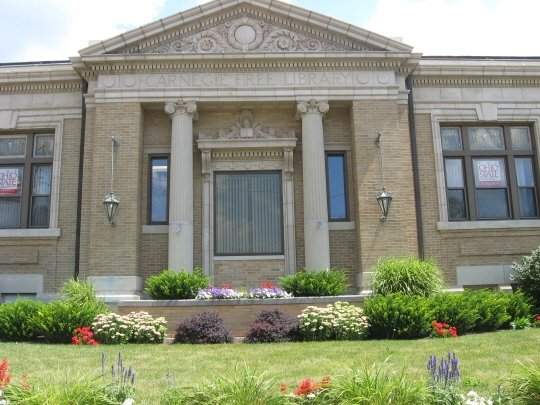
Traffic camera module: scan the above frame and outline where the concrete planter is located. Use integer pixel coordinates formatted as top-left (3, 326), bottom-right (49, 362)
top-left (117, 295), bottom-right (368, 337)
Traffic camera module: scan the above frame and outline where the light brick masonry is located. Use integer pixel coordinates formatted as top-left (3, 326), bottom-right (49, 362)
top-left (1, 0), bottom-right (539, 300)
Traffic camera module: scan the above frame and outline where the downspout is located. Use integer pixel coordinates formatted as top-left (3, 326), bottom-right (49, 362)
top-left (74, 77), bottom-right (88, 280)
top-left (405, 75), bottom-right (425, 259)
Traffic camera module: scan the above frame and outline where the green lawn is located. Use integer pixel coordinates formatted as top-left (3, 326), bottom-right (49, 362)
top-left (2, 328), bottom-right (540, 404)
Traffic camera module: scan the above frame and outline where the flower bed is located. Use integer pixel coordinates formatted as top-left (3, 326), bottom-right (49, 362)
top-left (117, 295), bottom-right (366, 337)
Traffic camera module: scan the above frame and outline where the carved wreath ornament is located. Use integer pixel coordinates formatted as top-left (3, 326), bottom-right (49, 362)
top-left (148, 16), bottom-right (352, 54)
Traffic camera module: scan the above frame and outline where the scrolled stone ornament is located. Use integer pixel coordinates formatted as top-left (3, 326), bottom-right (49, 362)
top-left (296, 99), bottom-right (329, 116)
top-left (164, 101), bottom-right (198, 119)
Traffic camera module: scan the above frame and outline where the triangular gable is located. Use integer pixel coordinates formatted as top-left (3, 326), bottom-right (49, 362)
top-left (78, 0), bottom-right (412, 57)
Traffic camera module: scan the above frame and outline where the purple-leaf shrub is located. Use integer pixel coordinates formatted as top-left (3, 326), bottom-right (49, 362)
top-left (174, 311), bottom-right (234, 344)
top-left (243, 309), bottom-right (299, 343)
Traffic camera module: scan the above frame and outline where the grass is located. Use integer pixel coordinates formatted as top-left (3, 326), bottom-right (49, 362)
top-left (2, 329), bottom-right (539, 404)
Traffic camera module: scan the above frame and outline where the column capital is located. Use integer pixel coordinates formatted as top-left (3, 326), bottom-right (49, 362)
top-left (165, 100), bottom-right (198, 120)
top-left (296, 99), bottom-right (329, 119)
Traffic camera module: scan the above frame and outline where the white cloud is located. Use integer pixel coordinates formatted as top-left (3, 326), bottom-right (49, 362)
top-left (363, 0), bottom-right (540, 55)
top-left (1, 0), bottom-right (167, 62)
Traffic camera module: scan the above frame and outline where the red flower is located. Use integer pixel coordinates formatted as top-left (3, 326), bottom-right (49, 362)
top-left (432, 320), bottom-right (458, 338)
top-left (71, 326), bottom-right (99, 346)
top-left (535, 315), bottom-right (540, 321)
top-left (294, 379), bottom-right (313, 396)
top-left (261, 280), bottom-right (277, 289)
top-left (0, 357), bottom-right (12, 388)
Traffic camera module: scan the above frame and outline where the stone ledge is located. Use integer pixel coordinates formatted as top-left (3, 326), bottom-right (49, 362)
top-left (118, 294), bottom-right (368, 307)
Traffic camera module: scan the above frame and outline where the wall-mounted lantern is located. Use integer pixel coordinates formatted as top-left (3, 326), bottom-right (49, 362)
top-left (102, 137), bottom-right (119, 226)
top-left (375, 132), bottom-right (393, 223)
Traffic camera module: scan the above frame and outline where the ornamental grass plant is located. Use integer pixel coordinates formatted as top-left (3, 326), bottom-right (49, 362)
top-left (144, 268), bottom-right (210, 300)
top-left (279, 268), bottom-right (349, 297)
top-left (371, 257), bottom-right (444, 297)
top-left (160, 367), bottom-right (286, 405)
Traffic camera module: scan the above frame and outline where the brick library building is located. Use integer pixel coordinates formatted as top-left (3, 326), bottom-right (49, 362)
top-left (1, 0), bottom-right (539, 301)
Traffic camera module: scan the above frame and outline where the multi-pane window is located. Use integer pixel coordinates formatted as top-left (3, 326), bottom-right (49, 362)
top-left (326, 153), bottom-right (348, 221)
top-left (214, 172), bottom-right (283, 255)
top-left (441, 125), bottom-right (538, 221)
top-left (148, 156), bottom-right (169, 224)
top-left (0, 133), bottom-right (54, 228)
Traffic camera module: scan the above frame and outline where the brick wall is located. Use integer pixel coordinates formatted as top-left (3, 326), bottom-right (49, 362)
top-left (86, 102), bottom-right (143, 277)
top-left (350, 100), bottom-right (419, 285)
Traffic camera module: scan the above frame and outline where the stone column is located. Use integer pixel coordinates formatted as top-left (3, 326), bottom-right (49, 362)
top-left (297, 100), bottom-right (330, 270)
top-left (165, 100), bottom-right (198, 272)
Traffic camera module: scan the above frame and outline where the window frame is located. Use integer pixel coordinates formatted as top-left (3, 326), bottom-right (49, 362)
top-left (325, 152), bottom-right (349, 222)
top-left (441, 124), bottom-right (539, 221)
top-left (213, 170), bottom-right (284, 256)
top-left (0, 133), bottom-right (54, 229)
top-left (147, 154), bottom-right (170, 225)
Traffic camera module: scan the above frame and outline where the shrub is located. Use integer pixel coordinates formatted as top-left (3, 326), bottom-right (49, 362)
top-left (298, 301), bottom-right (368, 341)
top-left (511, 246), bottom-right (540, 310)
top-left (244, 309), bottom-right (299, 343)
top-left (144, 268), bottom-right (210, 300)
top-left (509, 363), bottom-right (540, 405)
top-left (278, 268), bottom-right (349, 297)
top-left (501, 291), bottom-right (533, 328)
top-left (36, 300), bottom-right (102, 343)
top-left (371, 257), bottom-right (445, 297)
top-left (92, 312), bottom-right (167, 344)
top-left (364, 293), bottom-right (434, 339)
top-left (0, 299), bottom-right (44, 342)
top-left (430, 293), bottom-right (479, 335)
top-left (34, 279), bottom-right (110, 344)
top-left (174, 312), bottom-right (234, 344)
top-left (463, 290), bottom-right (511, 332)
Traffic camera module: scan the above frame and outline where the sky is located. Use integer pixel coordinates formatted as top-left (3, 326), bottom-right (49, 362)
top-left (1, 0), bottom-right (539, 63)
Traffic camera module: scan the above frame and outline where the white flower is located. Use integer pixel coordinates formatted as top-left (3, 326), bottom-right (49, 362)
top-left (122, 399), bottom-right (134, 405)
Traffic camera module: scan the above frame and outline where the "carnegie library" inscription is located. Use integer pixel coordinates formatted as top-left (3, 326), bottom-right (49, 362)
top-left (99, 71), bottom-right (394, 89)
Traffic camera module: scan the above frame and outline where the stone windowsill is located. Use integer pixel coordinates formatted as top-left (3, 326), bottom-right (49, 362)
top-left (437, 220), bottom-right (540, 232)
top-left (214, 255), bottom-right (285, 261)
top-left (0, 228), bottom-right (61, 238)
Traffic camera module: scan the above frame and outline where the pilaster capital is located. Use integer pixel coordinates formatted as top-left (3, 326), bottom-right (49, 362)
top-left (165, 100), bottom-right (199, 120)
top-left (296, 99), bottom-right (329, 119)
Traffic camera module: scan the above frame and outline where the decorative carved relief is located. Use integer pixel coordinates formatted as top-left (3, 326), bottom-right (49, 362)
top-left (146, 16), bottom-right (356, 54)
top-left (199, 109), bottom-right (295, 140)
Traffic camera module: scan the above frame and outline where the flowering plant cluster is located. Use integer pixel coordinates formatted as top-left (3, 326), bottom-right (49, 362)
top-left (461, 390), bottom-right (494, 405)
top-left (281, 375), bottom-right (331, 399)
top-left (196, 281), bottom-right (292, 300)
top-left (92, 312), bottom-right (167, 344)
top-left (195, 287), bottom-right (245, 300)
top-left (71, 326), bottom-right (99, 345)
top-left (432, 321), bottom-right (458, 338)
top-left (298, 301), bottom-right (368, 341)
top-left (427, 352), bottom-right (460, 387)
top-left (0, 359), bottom-right (10, 389)
top-left (533, 315), bottom-right (540, 328)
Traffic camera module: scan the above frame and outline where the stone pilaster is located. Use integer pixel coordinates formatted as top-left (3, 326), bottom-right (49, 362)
top-left (165, 100), bottom-right (198, 272)
top-left (297, 100), bottom-right (330, 270)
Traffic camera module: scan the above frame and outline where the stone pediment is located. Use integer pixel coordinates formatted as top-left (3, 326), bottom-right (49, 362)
top-left (78, 0), bottom-right (412, 57)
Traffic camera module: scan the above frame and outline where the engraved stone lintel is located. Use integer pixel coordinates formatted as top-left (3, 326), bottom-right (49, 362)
top-left (165, 100), bottom-right (199, 120)
top-left (296, 99), bottom-right (330, 119)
